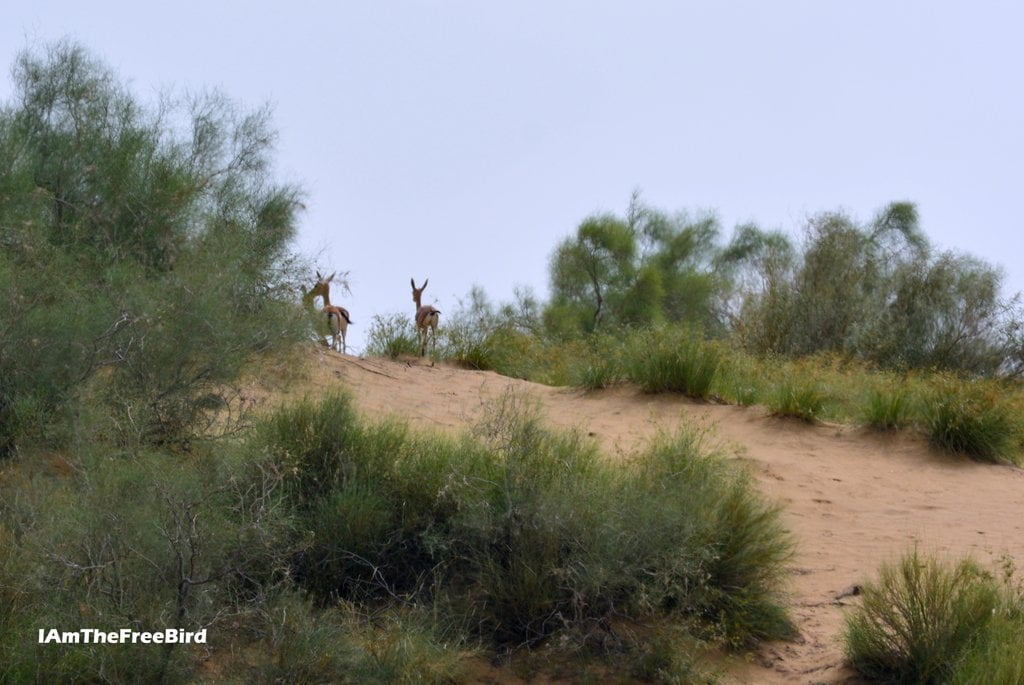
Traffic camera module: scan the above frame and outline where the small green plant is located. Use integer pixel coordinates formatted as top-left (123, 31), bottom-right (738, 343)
top-left (768, 378), bottom-right (826, 422)
top-left (862, 383), bottom-right (912, 430)
top-left (924, 377), bottom-right (1019, 464)
top-left (365, 313), bottom-right (420, 359)
top-left (570, 357), bottom-right (621, 390)
top-left (439, 321), bottom-right (495, 370)
top-left (623, 328), bottom-right (722, 398)
top-left (844, 549), bottom-right (1001, 684)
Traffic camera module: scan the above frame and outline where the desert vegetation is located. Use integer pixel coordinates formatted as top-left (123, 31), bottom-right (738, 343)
top-left (5, 38), bottom-right (1024, 684)
top-left (0, 41), bottom-right (794, 683)
top-left (363, 190), bottom-right (1024, 464)
top-left (844, 549), bottom-right (1024, 683)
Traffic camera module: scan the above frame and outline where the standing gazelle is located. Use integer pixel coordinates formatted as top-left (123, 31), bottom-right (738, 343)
top-left (304, 271), bottom-right (353, 354)
top-left (411, 278), bottom-right (441, 357)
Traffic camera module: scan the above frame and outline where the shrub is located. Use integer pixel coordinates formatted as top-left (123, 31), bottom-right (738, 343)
top-left (365, 313), bottom-right (420, 359)
top-left (768, 377), bottom-right (826, 422)
top-left (623, 327), bottom-right (722, 398)
top-left (710, 345), bottom-right (765, 406)
top-left (862, 381), bottom-right (913, 431)
top-left (844, 549), bottom-right (1001, 684)
top-left (0, 443), bottom-right (300, 684)
top-left (924, 376), bottom-right (1020, 464)
top-left (252, 390), bottom-right (794, 651)
top-left (948, 613), bottom-right (1024, 684)
top-left (0, 41), bottom-right (308, 454)
top-left (439, 320), bottom-right (495, 370)
top-left (569, 356), bottom-right (621, 390)
top-left (244, 595), bottom-right (469, 685)
top-left (567, 334), bottom-right (622, 390)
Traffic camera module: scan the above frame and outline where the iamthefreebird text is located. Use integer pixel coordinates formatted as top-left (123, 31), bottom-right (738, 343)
top-left (38, 628), bottom-right (207, 645)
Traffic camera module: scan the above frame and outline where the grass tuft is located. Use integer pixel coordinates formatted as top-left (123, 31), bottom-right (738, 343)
top-left (862, 381), bottom-right (913, 431)
top-left (768, 377), bottom-right (826, 422)
top-left (623, 328), bottom-right (722, 398)
top-left (924, 376), bottom-right (1020, 464)
top-left (844, 549), bottom-right (1002, 684)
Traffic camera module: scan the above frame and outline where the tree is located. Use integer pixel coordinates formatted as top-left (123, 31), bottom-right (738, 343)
top-left (727, 201), bottom-right (1017, 374)
top-left (0, 41), bottom-right (307, 453)
top-left (545, 193), bottom-right (724, 337)
top-left (548, 213), bottom-right (636, 333)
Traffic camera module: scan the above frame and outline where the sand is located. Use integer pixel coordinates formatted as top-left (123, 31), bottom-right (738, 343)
top-left (267, 348), bottom-right (1024, 684)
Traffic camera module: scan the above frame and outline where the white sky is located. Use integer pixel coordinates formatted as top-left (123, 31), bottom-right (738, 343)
top-left (4, 1), bottom-right (1022, 352)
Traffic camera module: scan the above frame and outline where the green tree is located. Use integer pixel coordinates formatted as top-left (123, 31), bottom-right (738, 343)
top-left (545, 193), bottom-right (724, 337)
top-left (728, 201), bottom-right (1016, 373)
top-left (0, 41), bottom-right (307, 453)
top-left (548, 213), bottom-right (637, 332)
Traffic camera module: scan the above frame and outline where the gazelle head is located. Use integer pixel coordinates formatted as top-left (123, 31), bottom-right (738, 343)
top-left (307, 270), bottom-right (335, 297)
top-left (411, 277), bottom-right (429, 308)
top-left (304, 270), bottom-right (337, 307)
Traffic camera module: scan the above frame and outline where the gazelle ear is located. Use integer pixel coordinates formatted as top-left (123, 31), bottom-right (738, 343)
top-left (316, 270), bottom-right (323, 280)
top-left (422, 278), bottom-right (429, 289)
top-left (411, 278), bottom-right (416, 289)
top-left (327, 272), bottom-right (336, 282)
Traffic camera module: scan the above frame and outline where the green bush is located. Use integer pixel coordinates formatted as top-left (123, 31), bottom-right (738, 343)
top-left (365, 313), bottom-right (420, 359)
top-left (244, 595), bottom-right (469, 685)
top-left (439, 320), bottom-right (496, 369)
top-left (0, 444), bottom-right (299, 684)
top-left (623, 327), bottom-right (722, 398)
top-left (567, 334), bottom-right (622, 390)
top-left (0, 41), bottom-right (308, 454)
top-left (844, 549), bottom-right (1001, 684)
top-left (768, 377), bottom-right (826, 422)
top-left (924, 377), bottom-right (1020, 464)
top-left (948, 613), bottom-right (1024, 684)
top-left (252, 390), bottom-right (794, 651)
top-left (862, 382), bottom-right (913, 430)
top-left (569, 356), bottom-right (621, 390)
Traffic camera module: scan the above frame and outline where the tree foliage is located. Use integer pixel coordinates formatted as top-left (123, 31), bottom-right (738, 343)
top-left (730, 202), bottom-right (1013, 373)
top-left (545, 192), bottom-right (724, 337)
top-left (545, 194), bottom-right (1021, 376)
top-left (0, 41), bottom-right (307, 453)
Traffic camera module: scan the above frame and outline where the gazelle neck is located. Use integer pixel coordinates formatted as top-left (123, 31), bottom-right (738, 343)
top-left (305, 282), bottom-right (332, 309)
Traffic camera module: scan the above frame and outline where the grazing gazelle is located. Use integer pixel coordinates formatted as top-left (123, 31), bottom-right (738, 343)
top-left (411, 277), bottom-right (441, 357)
top-left (304, 271), bottom-right (352, 354)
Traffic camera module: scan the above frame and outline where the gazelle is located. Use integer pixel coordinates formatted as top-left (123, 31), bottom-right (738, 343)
top-left (304, 271), bottom-right (352, 354)
top-left (411, 278), bottom-right (441, 357)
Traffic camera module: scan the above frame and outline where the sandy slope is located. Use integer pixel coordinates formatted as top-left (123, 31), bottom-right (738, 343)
top-left (265, 348), bottom-right (1024, 684)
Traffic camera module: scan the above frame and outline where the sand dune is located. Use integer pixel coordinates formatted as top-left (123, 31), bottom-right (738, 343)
top-left (271, 349), bottom-right (1024, 684)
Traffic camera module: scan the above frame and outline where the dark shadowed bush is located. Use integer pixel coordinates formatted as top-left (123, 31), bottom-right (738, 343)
top-left (252, 390), bottom-right (794, 652)
top-left (0, 444), bottom-right (300, 684)
top-left (238, 594), bottom-right (469, 684)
